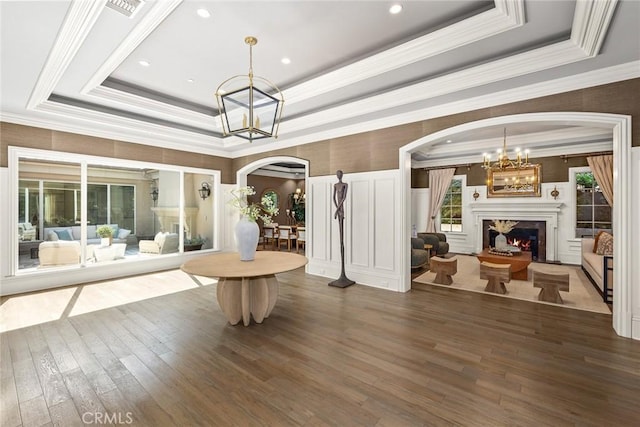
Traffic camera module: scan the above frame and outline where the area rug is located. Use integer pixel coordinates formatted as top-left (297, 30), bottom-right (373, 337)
top-left (414, 254), bottom-right (610, 314)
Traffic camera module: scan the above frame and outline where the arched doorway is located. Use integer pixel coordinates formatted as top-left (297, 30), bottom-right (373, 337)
top-left (236, 156), bottom-right (310, 257)
top-left (399, 112), bottom-right (632, 338)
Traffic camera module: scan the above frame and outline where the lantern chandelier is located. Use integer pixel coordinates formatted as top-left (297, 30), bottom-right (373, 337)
top-left (481, 128), bottom-right (531, 170)
top-left (215, 36), bottom-right (284, 142)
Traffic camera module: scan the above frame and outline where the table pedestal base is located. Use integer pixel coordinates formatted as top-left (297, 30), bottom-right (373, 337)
top-left (216, 275), bottom-right (279, 326)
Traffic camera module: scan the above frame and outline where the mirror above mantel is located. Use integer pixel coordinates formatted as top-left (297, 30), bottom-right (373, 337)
top-left (487, 165), bottom-right (541, 198)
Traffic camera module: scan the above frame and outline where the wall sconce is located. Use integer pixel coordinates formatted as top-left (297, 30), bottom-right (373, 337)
top-left (198, 182), bottom-right (211, 200)
top-left (150, 188), bottom-right (159, 205)
top-left (292, 187), bottom-right (305, 205)
top-left (551, 186), bottom-right (560, 200)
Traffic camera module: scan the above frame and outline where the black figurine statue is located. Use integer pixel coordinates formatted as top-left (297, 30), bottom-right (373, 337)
top-left (329, 170), bottom-right (355, 288)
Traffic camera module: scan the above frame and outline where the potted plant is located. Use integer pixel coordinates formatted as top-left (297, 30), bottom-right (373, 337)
top-left (96, 225), bottom-right (113, 247)
top-left (184, 235), bottom-right (205, 251)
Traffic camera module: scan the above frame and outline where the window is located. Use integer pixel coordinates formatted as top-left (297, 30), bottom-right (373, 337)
top-left (13, 148), bottom-right (219, 274)
top-left (575, 171), bottom-right (611, 238)
top-left (440, 178), bottom-right (462, 232)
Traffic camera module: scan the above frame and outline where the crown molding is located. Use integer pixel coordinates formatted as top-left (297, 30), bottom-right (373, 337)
top-left (571, 0), bottom-right (619, 57)
top-left (26, 0), bottom-right (106, 109)
top-left (80, 0), bottom-right (183, 94)
top-left (284, 0), bottom-right (525, 105)
top-left (87, 85), bottom-right (218, 132)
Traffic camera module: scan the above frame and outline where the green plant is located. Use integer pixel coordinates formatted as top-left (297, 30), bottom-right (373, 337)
top-left (96, 225), bottom-right (113, 238)
top-left (185, 235), bottom-right (205, 245)
top-left (229, 186), bottom-right (279, 223)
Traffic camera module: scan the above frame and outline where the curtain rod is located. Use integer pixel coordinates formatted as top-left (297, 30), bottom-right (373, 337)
top-left (560, 151), bottom-right (613, 161)
top-left (423, 164), bottom-right (472, 171)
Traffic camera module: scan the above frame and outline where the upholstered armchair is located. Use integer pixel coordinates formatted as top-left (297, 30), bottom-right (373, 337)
top-left (139, 232), bottom-right (179, 254)
top-left (18, 222), bottom-right (36, 241)
top-left (411, 237), bottom-right (429, 269)
top-left (417, 232), bottom-right (450, 256)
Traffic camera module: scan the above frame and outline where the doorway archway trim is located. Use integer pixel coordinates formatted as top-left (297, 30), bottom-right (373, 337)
top-left (399, 112), bottom-right (632, 338)
top-left (236, 156), bottom-right (310, 260)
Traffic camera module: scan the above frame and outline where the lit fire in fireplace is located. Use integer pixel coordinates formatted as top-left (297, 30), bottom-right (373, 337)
top-left (508, 238), bottom-right (531, 251)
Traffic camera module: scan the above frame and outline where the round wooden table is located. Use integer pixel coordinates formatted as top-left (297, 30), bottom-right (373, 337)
top-left (181, 251), bottom-right (307, 326)
top-left (476, 248), bottom-right (532, 280)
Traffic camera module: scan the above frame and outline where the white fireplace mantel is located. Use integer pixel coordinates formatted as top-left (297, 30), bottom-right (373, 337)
top-left (151, 206), bottom-right (199, 235)
top-left (470, 202), bottom-right (565, 261)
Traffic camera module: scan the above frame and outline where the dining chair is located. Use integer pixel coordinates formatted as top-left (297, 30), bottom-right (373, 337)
top-left (296, 227), bottom-right (306, 253)
top-left (277, 226), bottom-right (295, 251)
top-left (263, 225), bottom-right (279, 250)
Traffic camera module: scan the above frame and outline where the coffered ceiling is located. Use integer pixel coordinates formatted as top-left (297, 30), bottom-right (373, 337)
top-left (1, 0), bottom-right (638, 164)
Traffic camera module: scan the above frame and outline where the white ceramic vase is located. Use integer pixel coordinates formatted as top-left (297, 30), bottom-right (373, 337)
top-left (235, 217), bottom-right (259, 261)
top-left (100, 237), bottom-right (111, 247)
top-left (495, 233), bottom-right (507, 250)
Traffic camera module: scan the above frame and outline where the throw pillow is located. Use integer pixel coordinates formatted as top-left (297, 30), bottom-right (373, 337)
top-left (595, 232), bottom-right (613, 256)
top-left (118, 229), bottom-right (131, 239)
top-left (48, 230), bottom-right (59, 241)
top-left (54, 228), bottom-right (74, 241)
top-left (593, 230), bottom-right (606, 253)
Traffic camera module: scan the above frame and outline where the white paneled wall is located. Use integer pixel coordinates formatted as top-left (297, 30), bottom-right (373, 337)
top-left (632, 147), bottom-right (640, 340)
top-left (307, 170), bottom-right (402, 291)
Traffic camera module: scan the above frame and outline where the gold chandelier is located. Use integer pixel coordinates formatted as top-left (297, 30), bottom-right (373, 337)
top-left (215, 36), bottom-right (284, 142)
top-left (482, 128), bottom-right (531, 171)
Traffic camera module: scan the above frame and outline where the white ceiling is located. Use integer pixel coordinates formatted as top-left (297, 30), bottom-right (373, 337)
top-left (1, 0), bottom-right (638, 165)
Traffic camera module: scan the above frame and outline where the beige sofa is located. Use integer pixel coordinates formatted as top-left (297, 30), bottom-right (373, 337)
top-left (581, 238), bottom-right (613, 303)
top-left (39, 241), bottom-right (82, 267)
top-left (44, 224), bottom-right (134, 245)
top-left (139, 232), bottom-right (179, 255)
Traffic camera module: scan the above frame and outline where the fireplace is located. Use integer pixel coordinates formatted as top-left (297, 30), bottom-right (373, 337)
top-left (471, 202), bottom-right (562, 263)
top-left (483, 220), bottom-right (546, 262)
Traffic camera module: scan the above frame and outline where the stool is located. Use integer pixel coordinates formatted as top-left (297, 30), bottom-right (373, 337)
top-left (480, 261), bottom-right (511, 294)
top-left (430, 256), bottom-right (457, 285)
top-left (533, 271), bottom-right (570, 304)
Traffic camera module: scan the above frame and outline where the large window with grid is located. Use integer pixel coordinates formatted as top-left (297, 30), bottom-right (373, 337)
top-left (440, 178), bottom-right (462, 232)
top-left (576, 171), bottom-right (611, 237)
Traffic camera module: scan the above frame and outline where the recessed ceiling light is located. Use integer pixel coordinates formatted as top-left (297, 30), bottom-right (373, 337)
top-left (446, 139), bottom-right (452, 143)
top-left (389, 4), bottom-right (403, 14)
top-left (138, 60), bottom-right (150, 67)
top-left (196, 8), bottom-right (210, 18)
top-left (281, 57), bottom-right (291, 65)
top-left (187, 78), bottom-right (194, 83)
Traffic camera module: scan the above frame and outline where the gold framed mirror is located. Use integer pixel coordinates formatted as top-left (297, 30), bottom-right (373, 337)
top-left (487, 165), bottom-right (541, 198)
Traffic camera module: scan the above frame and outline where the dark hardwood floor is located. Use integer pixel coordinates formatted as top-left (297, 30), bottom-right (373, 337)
top-left (2, 267), bottom-right (639, 426)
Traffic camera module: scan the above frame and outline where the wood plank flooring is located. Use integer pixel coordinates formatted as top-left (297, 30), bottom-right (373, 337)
top-left (1, 268), bottom-right (639, 426)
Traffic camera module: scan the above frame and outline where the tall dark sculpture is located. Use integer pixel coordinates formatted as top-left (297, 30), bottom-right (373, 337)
top-left (329, 170), bottom-right (355, 288)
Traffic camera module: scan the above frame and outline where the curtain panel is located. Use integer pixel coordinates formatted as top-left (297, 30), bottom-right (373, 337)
top-left (587, 155), bottom-right (613, 207)
top-left (426, 168), bottom-right (456, 232)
